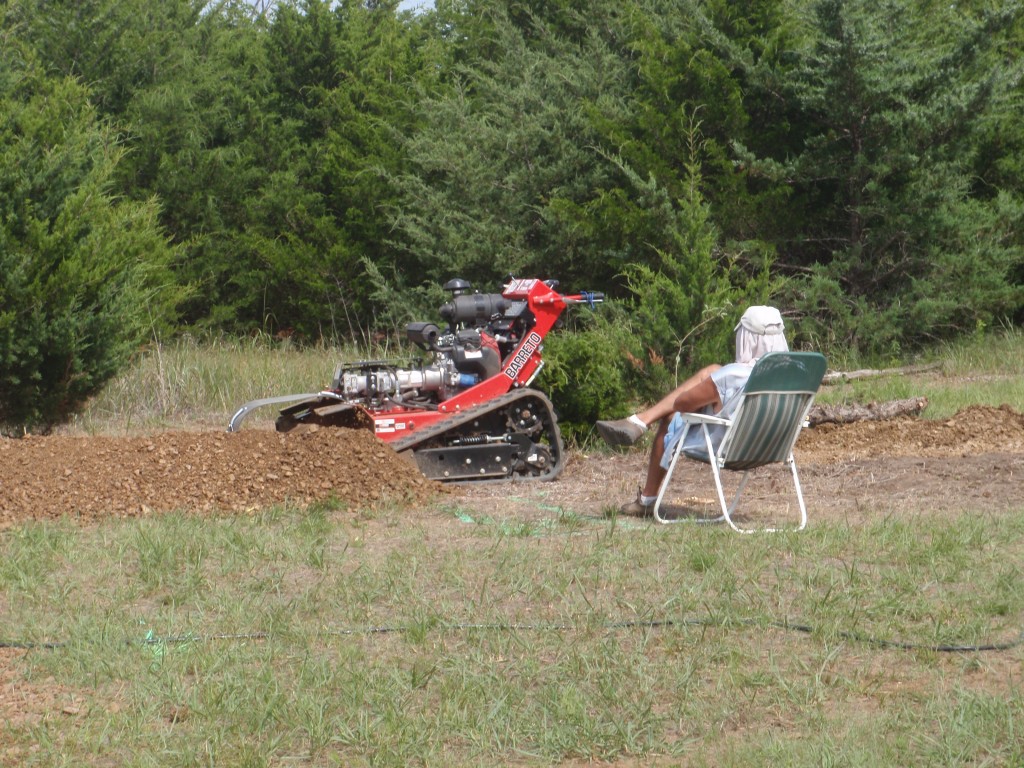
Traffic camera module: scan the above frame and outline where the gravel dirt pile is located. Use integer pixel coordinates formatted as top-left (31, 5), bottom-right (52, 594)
top-left (1, 404), bottom-right (1022, 528)
top-left (0, 426), bottom-right (441, 527)
top-left (796, 403), bottom-right (1024, 462)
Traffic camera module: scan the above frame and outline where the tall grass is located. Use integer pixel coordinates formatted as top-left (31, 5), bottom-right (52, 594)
top-left (67, 327), bottom-right (1024, 435)
top-left (810, 327), bottom-right (1024, 419)
top-left (65, 335), bottom-right (373, 434)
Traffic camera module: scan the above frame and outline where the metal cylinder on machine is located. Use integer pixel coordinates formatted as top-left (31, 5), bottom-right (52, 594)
top-left (451, 342), bottom-right (500, 379)
top-left (340, 367), bottom-right (445, 396)
top-left (406, 322), bottom-right (440, 349)
top-left (439, 294), bottom-right (508, 329)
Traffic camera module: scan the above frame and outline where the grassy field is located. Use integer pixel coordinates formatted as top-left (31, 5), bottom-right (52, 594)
top-left (3, 499), bottom-right (1022, 766)
top-left (2, 331), bottom-right (1023, 766)
top-left (813, 326), bottom-right (1024, 420)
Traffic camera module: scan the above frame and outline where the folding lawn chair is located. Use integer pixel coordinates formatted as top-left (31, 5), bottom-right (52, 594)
top-left (653, 351), bottom-right (828, 532)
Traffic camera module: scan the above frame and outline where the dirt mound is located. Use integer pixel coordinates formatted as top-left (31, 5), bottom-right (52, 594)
top-left (0, 427), bottom-right (441, 528)
top-left (796, 403), bottom-right (1024, 463)
top-left (0, 405), bottom-right (1021, 528)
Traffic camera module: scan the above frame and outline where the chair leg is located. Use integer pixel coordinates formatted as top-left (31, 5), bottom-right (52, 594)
top-left (652, 427), bottom-right (686, 524)
top-left (653, 423), bottom-right (726, 525)
top-left (718, 456), bottom-right (808, 533)
top-left (715, 465), bottom-right (752, 533)
top-left (788, 457), bottom-right (809, 531)
top-left (652, 428), bottom-right (810, 532)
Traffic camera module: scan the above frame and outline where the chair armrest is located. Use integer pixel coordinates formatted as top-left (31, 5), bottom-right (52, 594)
top-left (676, 412), bottom-right (732, 427)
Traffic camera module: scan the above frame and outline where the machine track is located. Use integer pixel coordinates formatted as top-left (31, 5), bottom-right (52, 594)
top-left (391, 389), bottom-right (565, 483)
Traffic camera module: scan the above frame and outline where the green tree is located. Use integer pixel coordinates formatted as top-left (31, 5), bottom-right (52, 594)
top-left (0, 50), bottom-right (182, 431)
top-left (120, 1), bottom-right (282, 332)
top-left (241, 0), bottom-right (431, 340)
top-left (390, 0), bottom-right (635, 291)
top-left (1, 0), bottom-right (205, 116)
top-left (122, 0), bottom-right (430, 340)
top-left (609, 0), bottom-right (804, 255)
top-left (9, 0), bottom-right (430, 341)
top-left (394, 1), bottom-right (778, 360)
top-left (5, 0), bottom-right (274, 330)
top-left (390, 0), bottom-right (781, 424)
top-left (742, 0), bottom-right (1024, 354)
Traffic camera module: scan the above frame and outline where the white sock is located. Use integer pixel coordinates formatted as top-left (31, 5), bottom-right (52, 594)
top-left (628, 414), bottom-right (647, 431)
top-left (640, 493), bottom-right (658, 506)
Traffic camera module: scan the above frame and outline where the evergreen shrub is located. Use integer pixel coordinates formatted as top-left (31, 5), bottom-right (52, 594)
top-left (539, 307), bottom-right (657, 443)
top-left (0, 58), bottom-right (182, 432)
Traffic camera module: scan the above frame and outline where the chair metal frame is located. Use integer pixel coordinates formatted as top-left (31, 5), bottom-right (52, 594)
top-left (652, 352), bottom-right (827, 533)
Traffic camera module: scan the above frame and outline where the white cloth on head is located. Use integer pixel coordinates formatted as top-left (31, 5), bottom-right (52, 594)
top-left (735, 306), bottom-right (787, 365)
top-left (735, 305), bottom-right (786, 335)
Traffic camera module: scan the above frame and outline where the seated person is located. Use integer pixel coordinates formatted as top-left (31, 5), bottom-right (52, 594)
top-left (596, 306), bottom-right (788, 516)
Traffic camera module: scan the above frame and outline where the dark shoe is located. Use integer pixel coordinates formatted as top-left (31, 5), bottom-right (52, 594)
top-left (596, 417), bottom-right (646, 447)
top-left (618, 496), bottom-right (654, 517)
top-left (609, 487), bottom-right (654, 518)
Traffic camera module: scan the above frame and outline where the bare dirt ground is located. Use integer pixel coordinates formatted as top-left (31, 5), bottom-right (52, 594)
top-left (457, 403), bottom-right (1024, 524)
top-left (1, 403), bottom-right (1023, 526)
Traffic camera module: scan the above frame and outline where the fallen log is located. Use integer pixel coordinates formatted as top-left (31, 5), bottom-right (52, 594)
top-left (821, 362), bottom-right (941, 385)
top-left (807, 396), bottom-right (929, 426)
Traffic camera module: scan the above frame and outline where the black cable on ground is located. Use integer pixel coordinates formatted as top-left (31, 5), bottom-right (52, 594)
top-left (2, 616), bottom-right (1022, 654)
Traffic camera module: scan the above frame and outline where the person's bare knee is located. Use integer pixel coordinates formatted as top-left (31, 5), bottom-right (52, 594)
top-left (673, 373), bottom-right (721, 414)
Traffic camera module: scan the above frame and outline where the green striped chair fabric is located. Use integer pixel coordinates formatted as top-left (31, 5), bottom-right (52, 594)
top-left (712, 391), bottom-right (816, 470)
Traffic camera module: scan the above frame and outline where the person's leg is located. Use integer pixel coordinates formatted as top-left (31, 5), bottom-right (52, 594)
top-left (604, 366), bottom-right (724, 516)
top-left (595, 364), bottom-right (722, 448)
top-left (635, 364), bottom-right (722, 429)
top-left (639, 369), bottom-right (721, 497)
